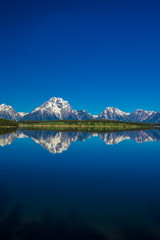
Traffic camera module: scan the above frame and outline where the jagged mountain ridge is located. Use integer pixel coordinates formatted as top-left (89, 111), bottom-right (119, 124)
top-left (22, 97), bottom-right (93, 121)
top-left (0, 97), bottom-right (159, 122)
top-left (128, 109), bottom-right (155, 122)
top-left (98, 107), bottom-right (130, 121)
top-left (97, 107), bottom-right (156, 122)
top-left (144, 111), bottom-right (160, 123)
top-left (0, 104), bottom-right (27, 120)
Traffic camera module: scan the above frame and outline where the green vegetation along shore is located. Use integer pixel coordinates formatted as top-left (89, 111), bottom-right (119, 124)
top-left (19, 119), bottom-right (154, 133)
top-left (0, 118), bottom-right (18, 135)
top-left (0, 118), bottom-right (155, 134)
top-left (0, 118), bottom-right (18, 127)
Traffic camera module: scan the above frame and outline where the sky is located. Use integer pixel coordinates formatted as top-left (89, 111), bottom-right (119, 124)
top-left (0, 0), bottom-right (160, 114)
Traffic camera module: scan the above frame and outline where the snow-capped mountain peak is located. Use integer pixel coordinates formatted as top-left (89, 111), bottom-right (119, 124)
top-left (132, 109), bottom-right (154, 115)
top-left (97, 107), bottom-right (157, 122)
top-left (0, 98), bottom-right (159, 123)
top-left (22, 97), bottom-right (93, 121)
top-left (49, 96), bottom-right (68, 103)
top-left (145, 111), bottom-right (160, 123)
top-left (98, 107), bottom-right (130, 121)
top-left (0, 104), bottom-right (27, 121)
top-left (0, 103), bottom-right (14, 110)
top-left (129, 109), bottom-right (155, 122)
top-left (0, 104), bottom-right (18, 120)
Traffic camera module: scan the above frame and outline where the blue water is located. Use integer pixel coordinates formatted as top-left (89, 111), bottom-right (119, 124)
top-left (0, 129), bottom-right (160, 239)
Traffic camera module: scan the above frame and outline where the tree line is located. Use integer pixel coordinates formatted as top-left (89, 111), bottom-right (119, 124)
top-left (19, 119), bottom-right (154, 127)
top-left (0, 118), bottom-right (18, 127)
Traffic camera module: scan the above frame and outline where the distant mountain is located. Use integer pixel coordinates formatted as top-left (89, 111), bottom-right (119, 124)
top-left (0, 104), bottom-right (17, 120)
top-left (22, 97), bottom-right (93, 121)
top-left (145, 111), bottom-right (160, 123)
top-left (98, 107), bottom-right (157, 123)
top-left (0, 98), bottom-right (159, 122)
top-left (128, 109), bottom-right (155, 122)
top-left (93, 115), bottom-right (98, 119)
top-left (0, 104), bottom-right (27, 121)
top-left (98, 107), bottom-right (130, 121)
top-left (76, 110), bottom-right (93, 120)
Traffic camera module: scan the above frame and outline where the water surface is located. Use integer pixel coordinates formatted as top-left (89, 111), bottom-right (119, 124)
top-left (0, 129), bottom-right (160, 239)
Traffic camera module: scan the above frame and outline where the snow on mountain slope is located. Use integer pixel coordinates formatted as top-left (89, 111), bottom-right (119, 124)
top-left (0, 98), bottom-right (159, 122)
top-left (0, 104), bottom-right (27, 121)
top-left (98, 107), bottom-right (156, 122)
top-left (98, 107), bottom-right (130, 121)
top-left (22, 97), bottom-right (93, 121)
top-left (0, 104), bottom-right (18, 120)
top-left (128, 109), bottom-right (155, 122)
top-left (145, 111), bottom-right (160, 123)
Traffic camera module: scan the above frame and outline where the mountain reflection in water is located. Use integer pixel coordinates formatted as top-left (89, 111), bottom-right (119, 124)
top-left (0, 129), bottom-right (160, 154)
top-left (0, 129), bottom-right (160, 240)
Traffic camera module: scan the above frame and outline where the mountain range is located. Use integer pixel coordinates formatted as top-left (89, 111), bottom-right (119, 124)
top-left (0, 97), bottom-right (159, 123)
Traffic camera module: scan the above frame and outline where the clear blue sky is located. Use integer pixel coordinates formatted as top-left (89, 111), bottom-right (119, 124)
top-left (0, 0), bottom-right (160, 114)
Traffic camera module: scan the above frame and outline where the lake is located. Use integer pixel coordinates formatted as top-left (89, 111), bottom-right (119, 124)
top-left (0, 129), bottom-right (160, 240)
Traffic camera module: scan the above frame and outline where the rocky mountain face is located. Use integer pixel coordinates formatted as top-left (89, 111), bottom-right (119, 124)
top-left (128, 109), bottom-right (155, 122)
top-left (22, 97), bottom-right (93, 121)
top-left (97, 107), bottom-right (158, 123)
top-left (0, 104), bottom-right (27, 120)
top-left (98, 107), bottom-right (130, 121)
top-left (0, 97), bottom-right (159, 122)
top-left (144, 111), bottom-right (160, 123)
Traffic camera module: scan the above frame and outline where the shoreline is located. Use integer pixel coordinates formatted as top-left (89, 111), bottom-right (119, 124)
top-left (18, 124), bottom-right (154, 133)
top-left (0, 126), bottom-right (18, 128)
top-left (19, 124), bottom-right (151, 128)
top-left (0, 125), bottom-right (155, 135)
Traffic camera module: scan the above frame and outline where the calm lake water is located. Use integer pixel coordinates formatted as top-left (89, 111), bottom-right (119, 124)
top-left (0, 129), bottom-right (160, 240)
